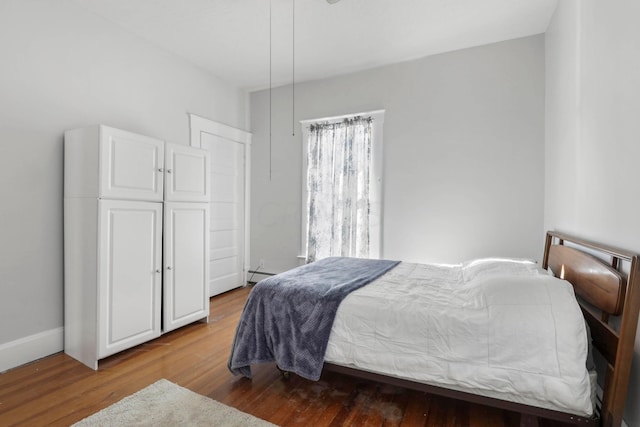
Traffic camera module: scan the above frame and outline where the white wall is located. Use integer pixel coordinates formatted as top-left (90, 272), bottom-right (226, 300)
top-left (249, 35), bottom-right (545, 274)
top-left (0, 0), bottom-right (247, 369)
top-left (546, 1), bottom-right (640, 425)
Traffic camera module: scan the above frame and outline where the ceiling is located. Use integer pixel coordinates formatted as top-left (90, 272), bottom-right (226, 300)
top-left (74, 0), bottom-right (558, 91)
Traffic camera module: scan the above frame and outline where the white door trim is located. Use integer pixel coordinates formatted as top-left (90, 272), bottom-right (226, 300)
top-left (188, 114), bottom-right (252, 287)
top-left (190, 114), bottom-right (252, 147)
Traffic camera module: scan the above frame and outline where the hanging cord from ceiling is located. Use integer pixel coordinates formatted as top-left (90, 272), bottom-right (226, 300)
top-left (292, 0), bottom-right (296, 137)
top-left (269, 0), bottom-right (297, 180)
top-left (269, 0), bottom-right (273, 181)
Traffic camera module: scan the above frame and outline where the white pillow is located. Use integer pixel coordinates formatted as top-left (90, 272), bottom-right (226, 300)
top-left (462, 257), bottom-right (544, 283)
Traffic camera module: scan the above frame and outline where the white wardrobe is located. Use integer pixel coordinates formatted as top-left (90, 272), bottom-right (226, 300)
top-left (64, 125), bottom-right (210, 370)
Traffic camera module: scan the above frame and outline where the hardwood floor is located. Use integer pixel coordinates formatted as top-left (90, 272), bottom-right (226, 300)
top-left (0, 287), bottom-right (570, 427)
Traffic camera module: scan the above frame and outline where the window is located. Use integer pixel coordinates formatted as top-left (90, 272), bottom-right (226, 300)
top-left (300, 110), bottom-right (384, 262)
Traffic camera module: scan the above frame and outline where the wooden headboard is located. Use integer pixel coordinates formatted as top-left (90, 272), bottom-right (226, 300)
top-left (542, 231), bottom-right (640, 427)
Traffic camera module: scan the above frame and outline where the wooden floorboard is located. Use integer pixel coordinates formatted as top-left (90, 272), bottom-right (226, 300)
top-left (0, 286), bottom-right (572, 427)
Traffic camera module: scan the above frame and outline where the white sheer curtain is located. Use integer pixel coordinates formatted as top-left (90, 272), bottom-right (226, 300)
top-left (305, 116), bottom-right (373, 263)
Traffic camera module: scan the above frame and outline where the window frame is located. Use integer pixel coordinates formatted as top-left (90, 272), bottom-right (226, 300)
top-left (299, 109), bottom-right (385, 261)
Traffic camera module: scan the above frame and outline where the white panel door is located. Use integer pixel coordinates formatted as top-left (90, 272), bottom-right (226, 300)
top-left (201, 133), bottom-right (245, 296)
top-left (164, 143), bottom-right (211, 202)
top-left (98, 200), bottom-right (162, 359)
top-left (99, 126), bottom-right (164, 201)
top-left (163, 202), bottom-right (210, 332)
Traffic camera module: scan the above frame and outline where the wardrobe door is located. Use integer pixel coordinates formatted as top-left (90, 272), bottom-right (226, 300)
top-left (163, 202), bottom-right (210, 332)
top-left (164, 143), bottom-right (210, 202)
top-left (97, 200), bottom-right (163, 359)
top-left (99, 126), bottom-right (165, 201)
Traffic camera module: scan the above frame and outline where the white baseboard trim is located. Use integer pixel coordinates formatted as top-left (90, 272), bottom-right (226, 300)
top-left (0, 327), bottom-right (64, 373)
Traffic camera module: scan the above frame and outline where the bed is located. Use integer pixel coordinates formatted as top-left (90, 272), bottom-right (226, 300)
top-left (228, 231), bottom-right (640, 427)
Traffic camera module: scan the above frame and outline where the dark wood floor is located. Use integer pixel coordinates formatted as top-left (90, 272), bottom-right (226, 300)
top-left (0, 287), bottom-right (571, 426)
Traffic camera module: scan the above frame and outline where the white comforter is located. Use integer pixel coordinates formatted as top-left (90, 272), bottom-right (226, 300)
top-left (324, 259), bottom-right (593, 416)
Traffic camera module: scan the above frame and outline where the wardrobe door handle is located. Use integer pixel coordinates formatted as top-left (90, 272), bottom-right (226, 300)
top-left (167, 266), bottom-right (172, 271)
top-left (167, 169), bottom-right (173, 174)
top-left (158, 168), bottom-right (164, 172)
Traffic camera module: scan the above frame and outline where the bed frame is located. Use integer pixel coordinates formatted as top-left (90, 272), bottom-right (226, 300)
top-left (323, 231), bottom-right (640, 427)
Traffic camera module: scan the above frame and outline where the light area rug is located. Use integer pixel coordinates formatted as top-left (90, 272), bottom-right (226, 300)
top-left (72, 379), bottom-right (278, 427)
